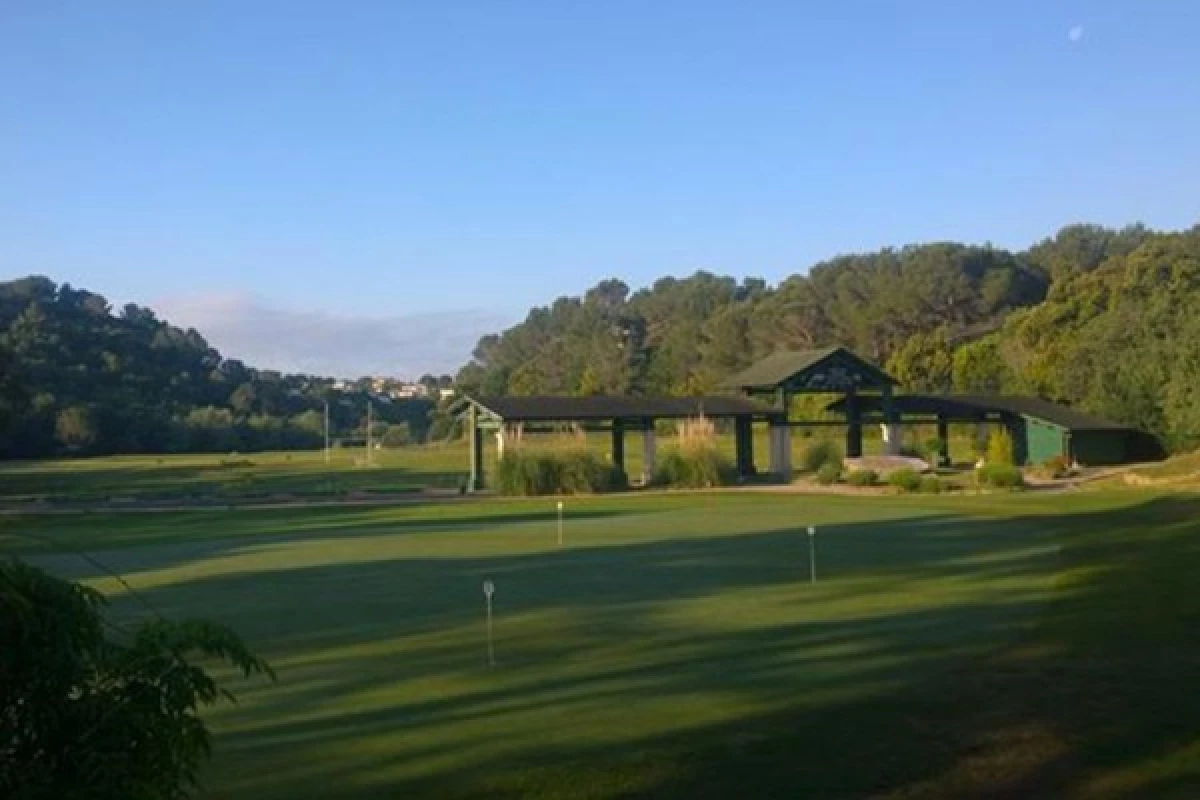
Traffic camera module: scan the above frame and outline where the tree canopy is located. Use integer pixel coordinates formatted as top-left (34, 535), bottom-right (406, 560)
top-left (5, 221), bottom-right (1197, 457)
top-left (0, 278), bottom-right (435, 458)
top-left (1, 557), bottom-right (273, 799)
top-left (458, 223), bottom-right (1199, 450)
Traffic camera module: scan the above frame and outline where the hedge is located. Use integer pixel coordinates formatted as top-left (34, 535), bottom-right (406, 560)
top-left (495, 449), bottom-right (627, 496)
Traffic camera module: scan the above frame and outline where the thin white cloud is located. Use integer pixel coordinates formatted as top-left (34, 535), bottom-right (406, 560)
top-left (155, 291), bottom-right (513, 379)
top-left (1068, 25), bottom-right (1084, 43)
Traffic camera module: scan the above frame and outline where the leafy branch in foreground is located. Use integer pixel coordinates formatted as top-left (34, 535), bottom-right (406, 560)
top-left (1, 557), bottom-right (274, 800)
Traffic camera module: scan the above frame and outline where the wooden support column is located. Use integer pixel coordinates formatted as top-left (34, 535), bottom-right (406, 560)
top-left (734, 416), bottom-right (754, 476)
top-left (936, 415), bottom-right (950, 467)
top-left (494, 426), bottom-right (506, 459)
top-left (468, 405), bottom-right (485, 491)
top-left (611, 419), bottom-right (626, 475)
top-left (845, 391), bottom-right (863, 458)
top-left (778, 421), bottom-right (792, 477)
top-left (641, 418), bottom-right (656, 485)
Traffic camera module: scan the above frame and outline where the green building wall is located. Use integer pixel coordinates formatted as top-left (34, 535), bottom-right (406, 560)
top-left (1024, 417), bottom-right (1068, 465)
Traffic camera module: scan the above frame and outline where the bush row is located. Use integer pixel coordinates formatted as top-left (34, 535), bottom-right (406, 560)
top-left (654, 444), bottom-right (738, 489)
top-left (886, 468), bottom-right (945, 494)
top-left (801, 439), bottom-right (843, 473)
top-left (495, 449), bottom-right (627, 496)
top-left (975, 463), bottom-right (1025, 489)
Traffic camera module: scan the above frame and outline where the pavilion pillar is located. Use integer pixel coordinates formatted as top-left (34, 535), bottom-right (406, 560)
top-left (611, 419), bottom-right (626, 475)
top-left (845, 391), bottom-right (863, 458)
top-left (769, 415), bottom-right (792, 479)
top-left (734, 416), bottom-right (755, 476)
top-left (494, 427), bottom-right (506, 459)
top-left (936, 416), bottom-right (950, 467)
top-left (468, 405), bottom-right (485, 491)
top-left (881, 384), bottom-right (901, 455)
top-left (641, 419), bottom-right (656, 485)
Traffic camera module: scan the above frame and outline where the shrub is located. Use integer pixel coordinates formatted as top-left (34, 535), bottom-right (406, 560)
top-left (559, 450), bottom-right (627, 493)
top-left (1039, 454), bottom-right (1071, 479)
top-left (888, 468), bottom-right (923, 493)
top-left (219, 455), bottom-right (255, 468)
top-left (986, 429), bottom-right (1015, 466)
top-left (976, 463), bottom-right (1025, 489)
top-left (918, 475), bottom-right (943, 494)
top-left (495, 449), bottom-right (626, 496)
top-left (815, 463), bottom-right (841, 485)
top-left (846, 468), bottom-right (878, 487)
top-left (801, 439), bottom-right (843, 473)
top-left (653, 443), bottom-right (736, 489)
top-left (1, 558), bottom-right (273, 799)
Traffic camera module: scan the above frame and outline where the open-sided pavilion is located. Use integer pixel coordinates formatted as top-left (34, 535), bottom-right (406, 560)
top-left (454, 345), bottom-right (1149, 489)
top-left (454, 347), bottom-right (902, 490)
top-left (454, 394), bottom-right (778, 490)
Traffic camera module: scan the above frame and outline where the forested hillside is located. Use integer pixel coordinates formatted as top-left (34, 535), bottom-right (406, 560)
top-left (0, 277), bottom-right (437, 458)
top-left (4, 222), bottom-right (1197, 459)
top-left (458, 222), bottom-right (1200, 450)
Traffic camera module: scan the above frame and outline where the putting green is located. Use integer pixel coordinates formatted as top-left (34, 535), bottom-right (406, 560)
top-left (12, 489), bottom-right (1200, 798)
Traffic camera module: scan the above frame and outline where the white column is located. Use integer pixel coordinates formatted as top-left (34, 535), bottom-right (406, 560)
top-left (495, 427), bottom-right (507, 458)
top-left (777, 424), bottom-right (792, 477)
top-left (767, 424), bottom-right (782, 476)
top-left (881, 423), bottom-right (903, 456)
top-left (642, 428), bottom-right (656, 484)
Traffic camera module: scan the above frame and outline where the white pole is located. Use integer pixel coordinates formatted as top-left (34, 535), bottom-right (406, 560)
top-left (365, 399), bottom-right (372, 466)
top-left (808, 525), bottom-right (817, 584)
top-left (557, 500), bottom-right (564, 546)
top-left (323, 400), bottom-right (330, 464)
top-left (483, 579), bottom-right (496, 667)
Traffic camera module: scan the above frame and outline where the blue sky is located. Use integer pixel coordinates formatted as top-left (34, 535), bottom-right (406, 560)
top-left (2, 2), bottom-right (1199, 375)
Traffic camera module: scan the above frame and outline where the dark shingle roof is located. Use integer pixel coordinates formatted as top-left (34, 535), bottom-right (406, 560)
top-left (723, 347), bottom-right (897, 390)
top-left (825, 393), bottom-right (1129, 431)
top-left (464, 395), bottom-right (769, 422)
top-left (957, 396), bottom-right (1129, 431)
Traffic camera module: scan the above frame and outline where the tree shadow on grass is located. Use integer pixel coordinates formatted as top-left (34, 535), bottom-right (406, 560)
top-left (0, 458), bottom-right (471, 504)
top-left (41, 493), bottom-right (1200, 798)
top-left (116, 503), bottom-right (1066, 797)
top-left (8, 504), bottom-right (661, 571)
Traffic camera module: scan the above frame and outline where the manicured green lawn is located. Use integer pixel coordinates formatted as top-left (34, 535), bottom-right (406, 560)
top-left (0, 446), bottom-right (470, 503)
top-left (8, 489), bottom-right (1200, 798)
top-left (0, 422), bottom-right (983, 504)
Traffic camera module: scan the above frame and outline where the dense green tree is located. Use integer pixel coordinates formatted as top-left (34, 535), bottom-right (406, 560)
top-left (0, 277), bottom-right (444, 457)
top-left (228, 382), bottom-right (258, 415)
top-left (1, 557), bottom-right (273, 799)
top-left (886, 328), bottom-right (953, 393)
top-left (54, 406), bottom-right (96, 451)
top-left (6, 221), bottom-right (1200, 459)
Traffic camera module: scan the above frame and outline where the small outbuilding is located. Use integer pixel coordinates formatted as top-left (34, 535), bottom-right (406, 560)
top-left (828, 393), bottom-right (1159, 467)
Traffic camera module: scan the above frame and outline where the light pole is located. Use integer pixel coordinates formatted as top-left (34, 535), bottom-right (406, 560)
top-left (557, 500), bottom-right (564, 546)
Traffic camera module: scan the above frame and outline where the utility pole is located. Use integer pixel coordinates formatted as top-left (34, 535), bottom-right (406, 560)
top-left (365, 398), bottom-right (372, 466)
top-left (323, 399), bottom-right (330, 464)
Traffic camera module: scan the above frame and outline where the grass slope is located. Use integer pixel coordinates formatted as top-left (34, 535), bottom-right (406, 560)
top-left (7, 490), bottom-right (1199, 798)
